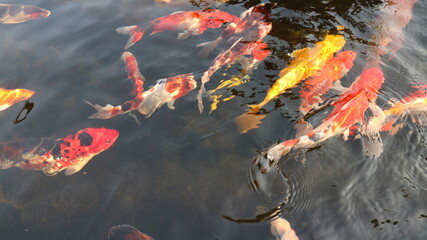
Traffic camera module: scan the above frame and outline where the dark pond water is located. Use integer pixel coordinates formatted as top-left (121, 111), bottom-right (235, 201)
top-left (0, 0), bottom-right (426, 239)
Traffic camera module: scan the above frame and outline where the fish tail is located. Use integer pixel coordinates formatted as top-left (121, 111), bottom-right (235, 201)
top-left (85, 100), bottom-right (120, 119)
top-left (196, 36), bottom-right (223, 58)
top-left (197, 73), bottom-right (211, 113)
top-left (115, 25), bottom-right (144, 49)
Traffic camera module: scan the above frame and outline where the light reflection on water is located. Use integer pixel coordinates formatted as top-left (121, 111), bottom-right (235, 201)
top-left (0, 0), bottom-right (426, 239)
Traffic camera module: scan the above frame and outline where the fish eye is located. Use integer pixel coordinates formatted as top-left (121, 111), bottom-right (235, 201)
top-left (106, 139), bottom-right (111, 143)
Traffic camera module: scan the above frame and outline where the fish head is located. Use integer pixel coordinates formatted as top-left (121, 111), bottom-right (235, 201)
top-left (165, 74), bottom-right (197, 99)
top-left (356, 68), bottom-right (384, 100)
top-left (108, 225), bottom-right (153, 240)
top-left (77, 128), bottom-right (119, 154)
top-left (24, 5), bottom-right (51, 20)
top-left (336, 50), bottom-right (357, 70)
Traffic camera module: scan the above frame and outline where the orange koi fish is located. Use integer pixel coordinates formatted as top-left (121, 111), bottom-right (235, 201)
top-left (253, 68), bottom-right (384, 173)
top-left (0, 4), bottom-right (50, 24)
top-left (270, 217), bottom-right (299, 240)
top-left (0, 128), bottom-right (118, 176)
top-left (367, 0), bottom-right (418, 64)
top-left (0, 88), bottom-right (35, 111)
top-left (380, 84), bottom-right (427, 134)
top-left (197, 22), bottom-right (272, 113)
top-left (116, 9), bottom-right (239, 49)
top-left (197, 3), bottom-right (276, 57)
top-left (299, 50), bottom-right (356, 115)
top-left (108, 225), bottom-right (154, 240)
top-left (86, 51), bottom-right (196, 119)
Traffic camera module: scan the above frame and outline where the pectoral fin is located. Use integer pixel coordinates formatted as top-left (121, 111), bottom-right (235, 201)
top-left (167, 100), bottom-right (175, 110)
top-left (64, 155), bottom-right (94, 176)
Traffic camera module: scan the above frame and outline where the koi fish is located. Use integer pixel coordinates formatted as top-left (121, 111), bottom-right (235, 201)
top-left (197, 22), bottom-right (272, 113)
top-left (0, 88), bottom-right (35, 111)
top-left (116, 9), bottom-right (239, 49)
top-left (380, 84), bottom-right (427, 134)
top-left (197, 3), bottom-right (276, 57)
top-left (235, 35), bottom-right (346, 134)
top-left (366, 0), bottom-right (418, 64)
top-left (108, 225), bottom-right (154, 240)
top-left (86, 51), bottom-right (197, 119)
top-left (270, 217), bottom-right (299, 240)
top-left (0, 4), bottom-right (50, 24)
top-left (0, 128), bottom-right (118, 176)
top-left (253, 68), bottom-right (384, 173)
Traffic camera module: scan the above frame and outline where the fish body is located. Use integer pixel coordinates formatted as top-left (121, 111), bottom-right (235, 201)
top-left (0, 88), bottom-right (35, 111)
top-left (108, 225), bottom-right (154, 240)
top-left (198, 22), bottom-right (272, 112)
top-left (299, 50), bottom-right (356, 115)
top-left (254, 68), bottom-right (384, 173)
top-left (250, 35), bottom-right (346, 113)
top-left (0, 128), bottom-right (118, 176)
top-left (0, 4), bottom-right (50, 24)
top-left (86, 51), bottom-right (197, 119)
top-left (116, 9), bottom-right (239, 49)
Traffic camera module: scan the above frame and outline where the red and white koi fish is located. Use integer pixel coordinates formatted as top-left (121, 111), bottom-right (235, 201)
top-left (0, 128), bottom-right (118, 176)
top-left (254, 68), bottom-right (385, 173)
top-left (108, 225), bottom-right (154, 240)
top-left (197, 3), bottom-right (276, 57)
top-left (270, 217), bottom-right (299, 240)
top-left (367, 0), bottom-right (418, 65)
top-left (86, 51), bottom-right (197, 119)
top-left (0, 88), bottom-right (34, 111)
top-left (0, 4), bottom-right (50, 24)
top-left (116, 9), bottom-right (239, 49)
top-left (197, 22), bottom-right (272, 113)
top-left (299, 50), bottom-right (356, 116)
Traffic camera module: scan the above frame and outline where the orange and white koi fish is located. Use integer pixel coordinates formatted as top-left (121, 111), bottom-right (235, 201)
top-left (253, 68), bottom-right (384, 173)
top-left (116, 9), bottom-right (239, 49)
top-left (367, 0), bottom-right (418, 64)
top-left (197, 3), bottom-right (276, 57)
top-left (0, 128), bottom-right (118, 176)
top-left (270, 217), bottom-right (299, 240)
top-left (380, 84), bottom-right (427, 134)
top-left (0, 4), bottom-right (50, 24)
top-left (197, 22), bottom-right (272, 113)
top-left (108, 225), bottom-right (154, 240)
top-left (86, 51), bottom-right (197, 119)
top-left (0, 88), bottom-right (34, 111)
top-left (299, 50), bottom-right (356, 116)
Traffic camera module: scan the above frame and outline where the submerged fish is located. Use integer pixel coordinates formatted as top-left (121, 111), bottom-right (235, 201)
top-left (86, 51), bottom-right (197, 119)
top-left (270, 217), bottom-right (299, 240)
top-left (116, 9), bottom-right (239, 49)
top-left (0, 4), bottom-right (50, 24)
top-left (197, 3), bottom-right (276, 57)
top-left (0, 88), bottom-right (35, 111)
top-left (235, 35), bottom-right (346, 134)
top-left (197, 22), bottom-right (272, 113)
top-left (253, 68), bottom-right (385, 173)
top-left (0, 128), bottom-right (118, 176)
top-left (108, 225), bottom-right (153, 240)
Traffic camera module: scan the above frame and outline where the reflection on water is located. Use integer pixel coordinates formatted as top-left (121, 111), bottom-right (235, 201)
top-left (0, 0), bottom-right (426, 239)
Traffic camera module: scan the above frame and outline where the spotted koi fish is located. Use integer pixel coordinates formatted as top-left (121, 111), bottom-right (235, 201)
top-left (0, 128), bottom-right (118, 176)
top-left (0, 88), bottom-right (34, 111)
top-left (197, 3), bottom-right (276, 57)
top-left (197, 21), bottom-right (272, 113)
top-left (116, 9), bottom-right (239, 49)
top-left (253, 68), bottom-right (385, 173)
top-left (108, 225), bottom-right (154, 240)
top-left (0, 4), bottom-right (50, 24)
top-left (86, 51), bottom-right (197, 119)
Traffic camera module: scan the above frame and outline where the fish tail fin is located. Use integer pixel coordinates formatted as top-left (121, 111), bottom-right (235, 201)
top-left (234, 111), bottom-right (266, 134)
top-left (197, 73), bottom-right (211, 113)
top-left (196, 36), bottom-right (223, 58)
top-left (294, 119), bottom-right (313, 138)
top-left (115, 25), bottom-right (144, 49)
top-left (362, 119), bottom-right (384, 159)
top-left (85, 100), bottom-right (119, 119)
top-left (0, 159), bottom-right (15, 170)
